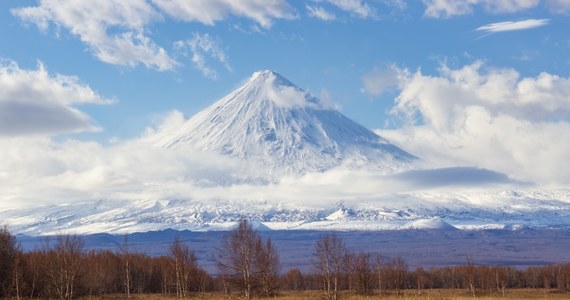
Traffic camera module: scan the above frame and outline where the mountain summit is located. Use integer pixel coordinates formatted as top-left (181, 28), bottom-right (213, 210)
top-left (156, 70), bottom-right (416, 175)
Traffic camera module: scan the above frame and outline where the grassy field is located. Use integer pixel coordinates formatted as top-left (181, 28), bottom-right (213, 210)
top-left (77, 289), bottom-right (570, 299)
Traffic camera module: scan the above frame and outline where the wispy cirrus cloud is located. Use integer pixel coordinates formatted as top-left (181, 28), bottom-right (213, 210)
top-left (546, 0), bottom-right (570, 14)
top-left (476, 18), bottom-right (549, 34)
top-left (327, 0), bottom-right (376, 18)
top-left (174, 33), bottom-right (231, 79)
top-left (361, 64), bottom-right (409, 96)
top-left (151, 0), bottom-right (296, 28)
top-left (306, 5), bottom-right (337, 21)
top-left (307, 0), bottom-right (376, 20)
top-left (423, 0), bottom-right (540, 18)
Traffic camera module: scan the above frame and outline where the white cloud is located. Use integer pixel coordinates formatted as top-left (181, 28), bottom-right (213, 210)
top-left (361, 64), bottom-right (409, 96)
top-left (150, 0), bottom-right (296, 28)
top-left (545, 0), bottom-right (570, 14)
top-left (174, 33), bottom-right (231, 79)
top-left (93, 32), bottom-right (177, 70)
top-left (12, 0), bottom-right (295, 71)
top-left (0, 61), bottom-right (111, 136)
top-left (476, 19), bottom-right (549, 34)
top-left (384, 0), bottom-right (407, 11)
top-left (423, 0), bottom-right (539, 18)
top-left (371, 62), bottom-right (570, 185)
top-left (319, 88), bottom-right (340, 110)
top-left (484, 0), bottom-right (540, 13)
top-left (266, 83), bottom-right (312, 108)
top-left (423, 0), bottom-right (473, 18)
top-left (308, 0), bottom-right (407, 20)
top-left (0, 137), bottom-right (251, 209)
top-left (325, 0), bottom-right (376, 19)
top-left (0, 136), bottom-right (516, 212)
top-left (307, 5), bottom-right (337, 21)
top-left (12, 0), bottom-right (177, 71)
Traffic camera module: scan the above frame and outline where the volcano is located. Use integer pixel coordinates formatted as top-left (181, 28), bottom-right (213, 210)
top-left (155, 70), bottom-right (416, 175)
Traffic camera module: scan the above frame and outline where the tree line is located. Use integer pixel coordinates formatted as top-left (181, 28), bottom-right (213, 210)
top-left (1, 222), bottom-right (570, 299)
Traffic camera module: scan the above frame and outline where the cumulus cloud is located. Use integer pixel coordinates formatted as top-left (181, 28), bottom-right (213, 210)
top-left (306, 5), bottom-right (337, 21)
top-left (151, 0), bottom-right (296, 28)
top-left (12, 0), bottom-right (294, 71)
top-left (370, 61), bottom-right (570, 185)
top-left (423, 0), bottom-right (539, 18)
top-left (12, 0), bottom-right (176, 71)
top-left (174, 33), bottom-right (231, 79)
top-left (476, 18), bottom-right (549, 34)
top-left (0, 61), bottom-right (111, 136)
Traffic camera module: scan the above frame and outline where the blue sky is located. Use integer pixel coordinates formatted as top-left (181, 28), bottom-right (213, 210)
top-left (1, 1), bottom-right (570, 211)
top-left (1, 0), bottom-right (568, 142)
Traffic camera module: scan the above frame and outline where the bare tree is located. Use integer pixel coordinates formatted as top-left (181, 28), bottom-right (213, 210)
top-left (374, 254), bottom-right (384, 294)
top-left (556, 264), bottom-right (570, 292)
top-left (350, 252), bottom-right (374, 295)
top-left (345, 252), bottom-right (372, 294)
top-left (22, 251), bottom-right (45, 298)
top-left (193, 268), bottom-right (211, 294)
top-left (385, 256), bottom-right (407, 295)
top-left (44, 234), bottom-right (84, 300)
top-left (216, 220), bottom-right (261, 299)
top-left (493, 266), bottom-right (509, 296)
top-left (256, 237), bottom-right (280, 297)
top-left (414, 267), bottom-right (428, 294)
top-left (119, 235), bottom-right (132, 298)
top-left (169, 237), bottom-right (197, 298)
top-left (0, 226), bottom-right (19, 297)
top-left (12, 252), bottom-right (23, 300)
top-left (344, 252), bottom-right (356, 294)
top-left (462, 254), bottom-right (476, 298)
top-left (83, 250), bottom-right (121, 296)
top-left (284, 268), bottom-right (305, 291)
top-left (313, 233), bottom-right (347, 300)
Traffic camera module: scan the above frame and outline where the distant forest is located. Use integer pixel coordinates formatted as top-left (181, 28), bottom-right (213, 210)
top-left (1, 221), bottom-right (570, 299)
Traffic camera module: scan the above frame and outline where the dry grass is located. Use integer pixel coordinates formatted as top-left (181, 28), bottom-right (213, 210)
top-left (77, 289), bottom-right (570, 300)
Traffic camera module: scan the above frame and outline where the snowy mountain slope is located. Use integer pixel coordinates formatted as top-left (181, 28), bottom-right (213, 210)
top-left (4, 188), bottom-right (570, 235)
top-left (153, 70), bottom-right (416, 175)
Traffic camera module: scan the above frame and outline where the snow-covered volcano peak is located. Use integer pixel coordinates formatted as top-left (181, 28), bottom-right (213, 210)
top-left (156, 71), bottom-right (416, 175)
top-left (242, 69), bottom-right (320, 109)
top-left (250, 69), bottom-right (284, 81)
top-left (249, 70), bottom-right (291, 84)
